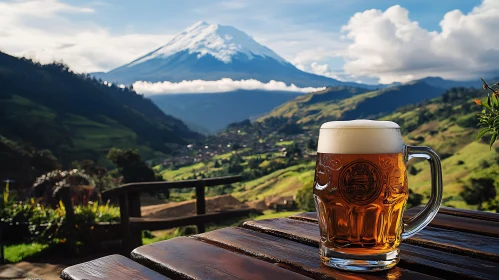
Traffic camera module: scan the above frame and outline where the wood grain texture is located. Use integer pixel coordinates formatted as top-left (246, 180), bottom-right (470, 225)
top-left (291, 209), bottom-right (499, 238)
top-left (243, 218), bottom-right (499, 263)
top-left (411, 206), bottom-right (499, 223)
top-left (130, 209), bottom-right (255, 231)
top-left (406, 227), bottom-right (499, 262)
top-left (61, 254), bottom-right (170, 280)
top-left (404, 208), bottom-right (499, 238)
top-left (197, 227), bottom-right (442, 280)
top-left (289, 212), bottom-right (317, 222)
top-left (289, 210), bottom-right (499, 260)
top-left (131, 236), bottom-right (313, 280)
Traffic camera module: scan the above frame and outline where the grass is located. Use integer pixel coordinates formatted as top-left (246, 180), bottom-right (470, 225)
top-left (233, 161), bottom-right (315, 201)
top-left (408, 140), bottom-right (499, 208)
top-left (253, 210), bottom-right (302, 220)
top-left (142, 230), bottom-right (179, 245)
top-left (4, 243), bottom-right (49, 263)
top-left (1, 94), bottom-right (162, 164)
top-left (276, 140), bottom-right (294, 146)
top-left (259, 87), bottom-right (379, 127)
top-left (161, 162), bottom-right (206, 181)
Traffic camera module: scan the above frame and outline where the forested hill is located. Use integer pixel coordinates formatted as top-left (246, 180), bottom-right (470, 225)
top-left (0, 52), bottom-right (201, 165)
top-left (380, 87), bottom-right (499, 209)
top-left (259, 81), bottom-right (446, 129)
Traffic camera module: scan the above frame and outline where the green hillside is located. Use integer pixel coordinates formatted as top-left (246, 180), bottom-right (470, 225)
top-left (158, 85), bottom-right (499, 211)
top-left (0, 52), bottom-right (201, 165)
top-left (381, 87), bottom-right (499, 208)
top-left (260, 81), bottom-right (445, 128)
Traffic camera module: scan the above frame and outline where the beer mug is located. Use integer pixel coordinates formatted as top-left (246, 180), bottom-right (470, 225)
top-left (314, 120), bottom-right (442, 272)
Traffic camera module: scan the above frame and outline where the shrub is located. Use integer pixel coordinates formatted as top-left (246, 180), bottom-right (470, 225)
top-left (474, 79), bottom-right (499, 149)
top-left (0, 186), bottom-right (119, 245)
top-left (407, 189), bottom-right (424, 208)
top-left (456, 114), bottom-right (478, 128)
top-left (408, 165), bottom-right (420, 175)
top-left (460, 177), bottom-right (497, 210)
top-left (479, 160), bottom-right (491, 169)
top-left (295, 184), bottom-right (315, 211)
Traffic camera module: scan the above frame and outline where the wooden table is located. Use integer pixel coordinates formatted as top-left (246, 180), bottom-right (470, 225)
top-left (61, 206), bottom-right (499, 279)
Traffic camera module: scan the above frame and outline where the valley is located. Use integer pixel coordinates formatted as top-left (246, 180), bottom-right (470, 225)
top-left (1, 19), bottom-right (497, 215)
top-left (2, 1), bottom-right (499, 273)
top-left (156, 85), bottom-right (499, 211)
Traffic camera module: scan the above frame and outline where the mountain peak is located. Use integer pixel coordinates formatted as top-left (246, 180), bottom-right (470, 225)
top-left (126, 21), bottom-right (287, 67)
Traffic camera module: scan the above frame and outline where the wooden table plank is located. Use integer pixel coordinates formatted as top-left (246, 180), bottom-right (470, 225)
top-left (412, 206), bottom-right (499, 223)
top-left (197, 227), bottom-right (443, 280)
top-left (60, 254), bottom-right (170, 280)
top-left (131, 236), bottom-right (312, 280)
top-left (291, 209), bottom-right (499, 238)
top-left (241, 220), bottom-right (499, 279)
top-left (243, 218), bottom-right (499, 262)
top-left (407, 227), bottom-right (499, 261)
top-left (289, 212), bottom-right (317, 222)
top-left (404, 208), bottom-right (499, 237)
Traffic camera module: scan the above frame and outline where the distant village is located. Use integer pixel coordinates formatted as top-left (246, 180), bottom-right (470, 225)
top-left (157, 125), bottom-right (316, 169)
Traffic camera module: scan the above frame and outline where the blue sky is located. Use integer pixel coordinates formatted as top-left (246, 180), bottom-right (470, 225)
top-left (0, 0), bottom-right (496, 84)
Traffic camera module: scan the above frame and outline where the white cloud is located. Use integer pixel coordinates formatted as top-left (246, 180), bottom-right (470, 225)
top-left (0, 0), bottom-right (173, 73)
top-left (132, 78), bottom-right (325, 95)
top-left (341, 0), bottom-right (499, 83)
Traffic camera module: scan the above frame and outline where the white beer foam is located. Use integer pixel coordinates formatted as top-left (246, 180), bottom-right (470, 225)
top-left (317, 120), bottom-right (404, 154)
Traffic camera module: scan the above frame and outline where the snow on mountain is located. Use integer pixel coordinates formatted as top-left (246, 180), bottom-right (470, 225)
top-left (92, 21), bottom-right (372, 89)
top-left (127, 21), bottom-right (288, 67)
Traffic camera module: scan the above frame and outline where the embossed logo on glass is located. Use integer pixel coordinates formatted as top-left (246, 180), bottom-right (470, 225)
top-left (339, 160), bottom-right (383, 205)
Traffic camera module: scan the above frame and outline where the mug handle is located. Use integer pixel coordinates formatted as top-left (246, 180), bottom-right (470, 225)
top-left (402, 145), bottom-right (443, 240)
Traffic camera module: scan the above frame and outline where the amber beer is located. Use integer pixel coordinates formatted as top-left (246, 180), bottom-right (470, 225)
top-left (314, 120), bottom-right (443, 272)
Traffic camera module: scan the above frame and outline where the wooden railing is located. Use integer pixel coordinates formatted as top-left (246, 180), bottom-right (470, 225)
top-left (100, 175), bottom-right (256, 253)
top-left (0, 176), bottom-right (257, 259)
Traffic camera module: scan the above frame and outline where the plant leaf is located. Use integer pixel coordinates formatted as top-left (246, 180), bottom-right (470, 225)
top-left (489, 132), bottom-right (497, 150)
top-left (492, 93), bottom-right (499, 107)
top-left (476, 128), bottom-right (491, 141)
top-left (482, 101), bottom-right (491, 110)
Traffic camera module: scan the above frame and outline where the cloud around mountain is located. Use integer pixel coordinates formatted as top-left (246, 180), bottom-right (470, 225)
top-left (341, 0), bottom-right (499, 83)
top-left (132, 78), bottom-right (326, 95)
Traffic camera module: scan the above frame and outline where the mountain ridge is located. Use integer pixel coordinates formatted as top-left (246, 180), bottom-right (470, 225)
top-left (0, 51), bottom-right (201, 165)
top-left (91, 21), bottom-right (370, 88)
top-left (258, 81), bottom-right (448, 128)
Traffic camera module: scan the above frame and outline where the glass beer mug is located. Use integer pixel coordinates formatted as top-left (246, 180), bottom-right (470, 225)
top-left (314, 120), bottom-right (442, 272)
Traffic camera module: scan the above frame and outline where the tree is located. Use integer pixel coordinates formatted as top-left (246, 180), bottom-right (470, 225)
top-left (286, 143), bottom-right (302, 158)
top-left (307, 138), bottom-right (317, 151)
top-left (407, 189), bottom-right (424, 208)
top-left (460, 177), bottom-right (497, 210)
top-left (107, 148), bottom-right (156, 182)
top-left (0, 136), bottom-right (60, 190)
top-left (408, 165), bottom-right (419, 176)
top-left (248, 157), bottom-right (263, 169)
top-left (107, 148), bottom-right (168, 198)
top-left (232, 142), bottom-right (242, 152)
top-left (295, 184), bottom-right (315, 211)
top-left (72, 160), bottom-right (117, 193)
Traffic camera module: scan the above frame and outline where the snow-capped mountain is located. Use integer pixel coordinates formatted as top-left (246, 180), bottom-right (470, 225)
top-left (129, 20), bottom-right (288, 66)
top-left (92, 21), bottom-right (366, 88)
